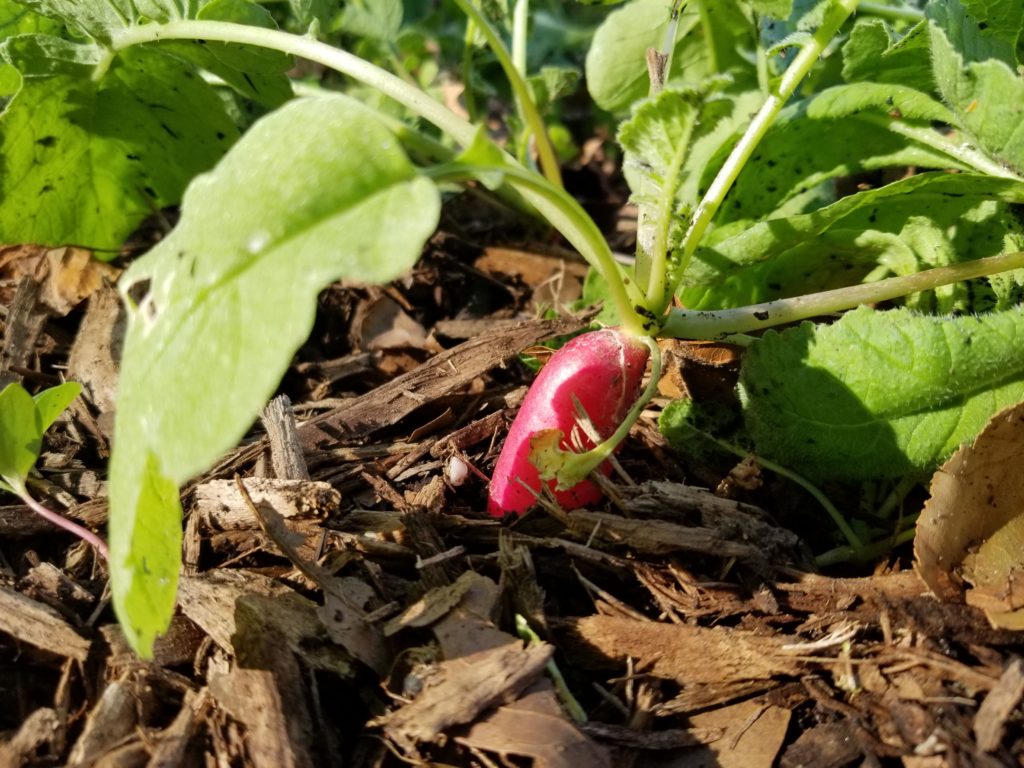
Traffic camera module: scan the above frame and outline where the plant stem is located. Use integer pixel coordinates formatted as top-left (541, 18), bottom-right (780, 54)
top-left (666, 0), bottom-right (860, 313)
top-left (512, 0), bottom-right (529, 76)
top-left (107, 21), bottom-right (629, 318)
top-left (20, 488), bottom-right (109, 560)
top-left (450, 0), bottom-right (563, 189)
top-left (693, 432), bottom-right (864, 553)
top-left (815, 524), bottom-right (916, 567)
top-left (639, 113), bottom-right (694, 310)
top-left (859, 113), bottom-right (1023, 181)
top-left (661, 250), bottom-right (1024, 339)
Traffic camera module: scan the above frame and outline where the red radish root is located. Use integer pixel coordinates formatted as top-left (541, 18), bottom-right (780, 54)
top-left (487, 328), bottom-right (650, 516)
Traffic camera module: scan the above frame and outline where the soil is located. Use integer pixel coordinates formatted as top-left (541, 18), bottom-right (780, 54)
top-left (0, 186), bottom-right (1022, 768)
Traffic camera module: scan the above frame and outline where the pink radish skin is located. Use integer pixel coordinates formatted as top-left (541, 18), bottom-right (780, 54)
top-left (487, 328), bottom-right (650, 517)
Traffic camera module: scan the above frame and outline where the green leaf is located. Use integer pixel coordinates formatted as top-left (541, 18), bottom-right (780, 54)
top-left (749, 0), bottom-right (792, 19)
top-left (286, 0), bottom-right (333, 29)
top-left (1, 33), bottom-right (103, 77)
top-left (682, 173), bottom-right (1024, 308)
top-left (0, 0), bottom-right (68, 94)
top-left (12, 0), bottom-right (205, 39)
top-left (109, 95), bottom-right (440, 655)
top-left (338, 0), bottom-right (403, 39)
top-left (11, 0), bottom-right (131, 41)
top-left (928, 0), bottom-right (1024, 174)
top-left (0, 383), bottom-right (42, 491)
top-left (33, 381), bottom-right (81, 431)
top-left (740, 305), bottom-right (1024, 482)
top-left (841, 18), bottom-right (936, 93)
top-left (0, 46), bottom-right (239, 250)
top-left (618, 83), bottom-right (733, 301)
top-left (928, 0), bottom-right (1021, 67)
top-left (153, 0), bottom-right (293, 107)
top-left (527, 65), bottom-right (580, 111)
top-left (707, 82), bottom-right (957, 224)
top-left (584, 0), bottom-right (701, 113)
top-left (109, 450), bottom-right (182, 657)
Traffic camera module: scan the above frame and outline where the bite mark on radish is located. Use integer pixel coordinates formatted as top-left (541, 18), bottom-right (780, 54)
top-left (487, 328), bottom-right (650, 516)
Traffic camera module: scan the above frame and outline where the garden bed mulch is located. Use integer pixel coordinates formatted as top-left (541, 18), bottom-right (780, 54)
top-left (0, 228), bottom-right (1022, 768)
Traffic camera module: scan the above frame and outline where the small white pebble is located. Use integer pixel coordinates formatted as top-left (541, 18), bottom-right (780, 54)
top-left (445, 455), bottom-right (470, 486)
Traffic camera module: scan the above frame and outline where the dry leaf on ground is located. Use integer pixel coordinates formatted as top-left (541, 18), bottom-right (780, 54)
top-left (915, 401), bottom-right (1024, 628)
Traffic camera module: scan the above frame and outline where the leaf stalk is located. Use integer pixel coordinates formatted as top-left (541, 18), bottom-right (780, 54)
top-left (665, 0), bottom-right (861, 313)
top-left (661, 250), bottom-right (1024, 338)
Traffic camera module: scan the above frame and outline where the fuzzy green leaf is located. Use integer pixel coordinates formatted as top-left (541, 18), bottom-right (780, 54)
top-left (682, 173), bottom-right (1024, 308)
top-left (929, 0), bottom-right (1024, 174)
top-left (0, 383), bottom-right (42, 491)
top-left (0, 46), bottom-right (239, 250)
top-left (619, 84), bottom-right (733, 301)
top-left (740, 305), bottom-right (1024, 482)
top-left (841, 18), bottom-right (935, 92)
top-left (33, 381), bottom-right (81, 431)
top-left (109, 95), bottom-right (440, 656)
top-left (708, 82), bottom-right (956, 224)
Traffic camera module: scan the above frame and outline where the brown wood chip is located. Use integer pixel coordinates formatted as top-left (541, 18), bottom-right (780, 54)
top-left (0, 584), bottom-right (90, 661)
top-left (298, 315), bottom-right (587, 450)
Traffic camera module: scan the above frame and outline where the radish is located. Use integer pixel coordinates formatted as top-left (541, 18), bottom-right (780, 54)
top-left (487, 328), bottom-right (651, 516)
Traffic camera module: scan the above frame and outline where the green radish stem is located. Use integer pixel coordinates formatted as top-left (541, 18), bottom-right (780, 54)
top-left (662, 250), bottom-right (1024, 339)
top-left (106, 20), bottom-right (645, 332)
top-left (663, 0), bottom-right (861, 315)
top-left (450, 0), bottom-right (563, 188)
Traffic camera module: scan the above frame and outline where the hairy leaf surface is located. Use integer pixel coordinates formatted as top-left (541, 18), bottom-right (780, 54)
top-left (709, 83), bottom-right (956, 223)
top-left (740, 306), bottom-right (1024, 481)
top-left (109, 95), bottom-right (440, 655)
top-left (841, 18), bottom-right (934, 93)
top-left (681, 173), bottom-right (1024, 308)
top-left (929, 0), bottom-right (1024, 174)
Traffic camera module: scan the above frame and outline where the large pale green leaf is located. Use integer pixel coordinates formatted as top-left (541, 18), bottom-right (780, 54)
top-left (681, 173), bottom-right (1024, 308)
top-left (11, 0), bottom-right (131, 41)
top-left (13, 0), bottom-right (207, 39)
top-left (109, 95), bottom-right (441, 656)
top-left (928, 0), bottom-right (1024, 174)
top-left (0, 46), bottom-right (238, 250)
top-left (584, 0), bottom-right (701, 112)
top-left (0, 383), bottom-right (42, 492)
top-left (739, 305), bottom-right (1024, 482)
top-left (1, 33), bottom-right (103, 77)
